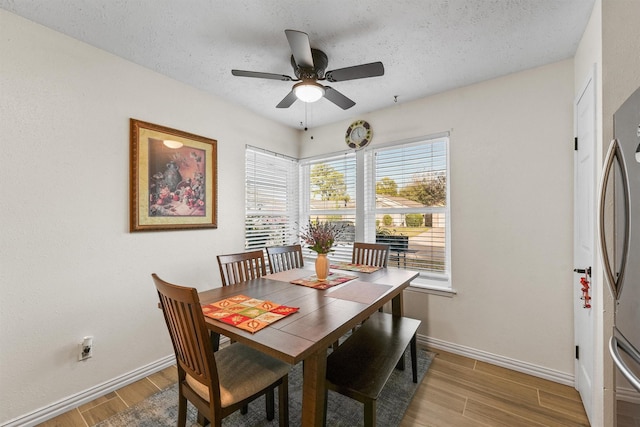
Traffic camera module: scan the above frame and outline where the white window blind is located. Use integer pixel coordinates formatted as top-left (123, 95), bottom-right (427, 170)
top-left (300, 152), bottom-right (357, 262)
top-left (245, 146), bottom-right (299, 250)
top-left (366, 136), bottom-right (450, 282)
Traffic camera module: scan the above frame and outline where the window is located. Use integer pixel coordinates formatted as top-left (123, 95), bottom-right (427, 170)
top-left (299, 152), bottom-right (357, 262)
top-left (247, 132), bottom-right (451, 290)
top-left (245, 146), bottom-right (298, 250)
top-left (364, 135), bottom-right (450, 287)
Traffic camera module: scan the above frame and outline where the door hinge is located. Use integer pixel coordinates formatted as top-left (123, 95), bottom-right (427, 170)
top-left (575, 345), bottom-right (580, 359)
top-left (574, 137), bottom-right (578, 151)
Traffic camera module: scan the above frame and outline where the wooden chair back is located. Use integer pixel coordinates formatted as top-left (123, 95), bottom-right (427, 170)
top-left (217, 250), bottom-right (267, 286)
top-left (152, 273), bottom-right (290, 426)
top-left (352, 242), bottom-right (390, 268)
top-left (152, 274), bottom-right (221, 412)
top-left (266, 244), bottom-right (304, 274)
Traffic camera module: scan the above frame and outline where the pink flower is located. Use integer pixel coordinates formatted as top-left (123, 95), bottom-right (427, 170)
top-left (299, 219), bottom-right (346, 254)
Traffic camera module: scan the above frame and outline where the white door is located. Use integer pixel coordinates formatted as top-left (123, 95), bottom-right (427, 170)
top-left (574, 73), bottom-right (596, 423)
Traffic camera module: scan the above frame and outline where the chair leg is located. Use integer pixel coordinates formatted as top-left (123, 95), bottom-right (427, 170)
top-left (196, 411), bottom-right (208, 426)
top-left (266, 388), bottom-right (275, 420)
top-left (178, 394), bottom-right (188, 427)
top-left (395, 350), bottom-right (406, 371)
top-left (364, 399), bottom-right (376, 427)
top-left (278, 376), bottom-right (289, 427)
top-left (410, 333), bottom-right (418, 383)
top-left (323, 388), bottom-right (329, 427)
top-left (241, 404), bottom-right (248, 415)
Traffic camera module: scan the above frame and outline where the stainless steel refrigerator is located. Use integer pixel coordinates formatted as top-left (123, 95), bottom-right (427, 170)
top-left (599, 86), bottom-right (640, 424)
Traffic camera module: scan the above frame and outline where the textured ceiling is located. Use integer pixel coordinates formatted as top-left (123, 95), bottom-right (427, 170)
top-left (0, 0), bottom-right (594, 129)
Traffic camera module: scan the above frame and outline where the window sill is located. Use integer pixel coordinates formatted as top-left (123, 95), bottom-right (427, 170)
top-left (407, 276), bottom-right (456, 297)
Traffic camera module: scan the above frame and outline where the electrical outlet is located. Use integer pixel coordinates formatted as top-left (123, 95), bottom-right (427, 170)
top-left (78, 336), bottom-right (93, 361)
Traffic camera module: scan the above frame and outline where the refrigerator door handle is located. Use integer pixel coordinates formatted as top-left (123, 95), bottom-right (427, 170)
top-left (598, 139), bottom-right (631, 299)
top-left (610, 330), bottom-right (640, 393)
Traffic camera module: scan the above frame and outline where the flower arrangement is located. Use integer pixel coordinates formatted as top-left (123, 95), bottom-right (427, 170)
top-left (299, 219), bottom-right (345, 254)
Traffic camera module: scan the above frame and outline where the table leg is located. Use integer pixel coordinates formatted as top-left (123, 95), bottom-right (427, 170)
top-left (391, 291), bottom-right (404, 317)
top-left (391, 291), bottom-right (406, 370)
top-left (301, 349), bottom-right (327, 427)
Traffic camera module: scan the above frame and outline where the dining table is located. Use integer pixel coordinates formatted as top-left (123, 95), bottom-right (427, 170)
top-left (198, 264), bottom-right (419, 427)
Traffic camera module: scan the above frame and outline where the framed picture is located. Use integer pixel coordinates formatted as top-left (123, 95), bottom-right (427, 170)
top-left (130, 119), bottom-right (217, 232)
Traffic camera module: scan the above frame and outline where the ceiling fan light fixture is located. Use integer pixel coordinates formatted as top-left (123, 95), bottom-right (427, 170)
top-left (293, 81), bottom-right (325, 103)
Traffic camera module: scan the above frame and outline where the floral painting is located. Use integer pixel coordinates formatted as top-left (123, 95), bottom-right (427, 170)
top-left (130, 119), bottom-right (217, 231)
top-left (147, 141), bottom-right (206, 217)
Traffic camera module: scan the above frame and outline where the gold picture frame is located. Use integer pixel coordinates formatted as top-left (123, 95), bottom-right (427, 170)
top-left (130, 119), bottom-right (217, 231)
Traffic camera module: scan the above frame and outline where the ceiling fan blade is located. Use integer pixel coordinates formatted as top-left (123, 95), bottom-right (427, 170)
top-left (232, 69), bottom-right (293, 81)
top-left (325, 62), bottom-right (384, 82)
top-left (323, 86), bottom-right (356, 110)
top-left (276, 90), bottom-right (298, 108)
top-left (285, 29), bottom-right (314, 69)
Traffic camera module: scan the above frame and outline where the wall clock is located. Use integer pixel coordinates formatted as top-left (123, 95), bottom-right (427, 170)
top-left (345, 120), bottom-right (372, 150)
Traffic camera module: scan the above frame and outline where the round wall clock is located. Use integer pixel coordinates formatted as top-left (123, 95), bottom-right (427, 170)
top-left (345, 120), bottom-right (372, 150)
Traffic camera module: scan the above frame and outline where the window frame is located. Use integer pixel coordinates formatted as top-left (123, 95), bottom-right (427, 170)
top-left (245, 145), bottom-right (299, 251)
top-left (363, 133), bottom-right (452, 291)
top-left (299, 151), bottom-right (358, 263)
top-left (245, 131), bottom-right (452, 293)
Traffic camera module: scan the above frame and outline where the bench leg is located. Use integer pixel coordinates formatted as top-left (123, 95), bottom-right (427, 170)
top-left (394, 334), bottom-right (418, 382)
top-left (265, 388), bottom-right (275, 420)
top-left (364, 399), bottom-right (376, 427)
top-left (410, 334), bottom-right (418, 383)
top-left (279, 377), bottom-right (289, 427)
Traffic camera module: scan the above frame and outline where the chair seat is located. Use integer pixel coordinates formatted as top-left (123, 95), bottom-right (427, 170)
top-left (186, 343), bottom-right (290, 408)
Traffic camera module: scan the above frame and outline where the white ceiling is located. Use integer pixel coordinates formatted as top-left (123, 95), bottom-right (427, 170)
top-left (1, 0), bottom-right (594, 130)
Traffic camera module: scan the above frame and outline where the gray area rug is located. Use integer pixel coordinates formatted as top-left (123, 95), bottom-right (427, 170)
top-left (97, 348), bottom-right (433, 427)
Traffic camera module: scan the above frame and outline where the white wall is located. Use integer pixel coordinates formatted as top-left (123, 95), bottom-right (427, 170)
top-left (301, 60), bottom-right (576, 376)
top-left (0, 10), bottom-right (298, 424)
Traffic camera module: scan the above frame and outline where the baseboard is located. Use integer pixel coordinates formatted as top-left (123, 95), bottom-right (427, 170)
top-left (419, 334), bottom-right (576, 387)
top-left (1, 355), bottom-right (176, 427)
top-left (617, 386), bottom-right (640, 404)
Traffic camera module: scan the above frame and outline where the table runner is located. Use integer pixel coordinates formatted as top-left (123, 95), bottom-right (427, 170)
top-left (202, 294), bottom-right (298, 333)
top-left (290, 272), bottom-right (357, 290)
top-left (329, 262), bottom-right (382, 273)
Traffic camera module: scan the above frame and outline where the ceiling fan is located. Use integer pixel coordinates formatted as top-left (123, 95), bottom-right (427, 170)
top-left (231, 29), bottom-right (384, 110)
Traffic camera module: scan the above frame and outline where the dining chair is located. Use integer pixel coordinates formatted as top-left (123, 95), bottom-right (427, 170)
top-left (217, 249), bottom-right (267, 286)
top-left (266, 244), bottom-right (304, 274)
top-left (352, 242), bottom-right (390, 268)
top-left (352, 242), bottom-right (390, 317)
top-left (152, 274), bottom-right (290, 427)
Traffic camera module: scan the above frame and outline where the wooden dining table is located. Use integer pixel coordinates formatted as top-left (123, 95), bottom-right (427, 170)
top-left (198, 265), bottom-right (419, 427)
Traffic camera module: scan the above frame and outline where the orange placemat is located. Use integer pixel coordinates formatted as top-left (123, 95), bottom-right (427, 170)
top-left (330, 262), bottom-right (382, 273)
top-left (290, 273), bottom-right (357, 290)
top-left (202, 295), bottom-right (298, 333)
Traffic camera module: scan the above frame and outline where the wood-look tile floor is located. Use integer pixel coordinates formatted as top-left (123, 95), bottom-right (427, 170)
top-left (400, 349), bottom-right (591, 426)
top-left (38, 347), bottom-right (638, 426)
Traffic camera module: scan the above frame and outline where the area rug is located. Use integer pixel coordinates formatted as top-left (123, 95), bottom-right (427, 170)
top-left (97, 348), bottom-right (433, 427)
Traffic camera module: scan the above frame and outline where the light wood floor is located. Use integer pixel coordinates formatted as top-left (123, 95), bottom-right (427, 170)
top-left (37, 347), bottom-right (638, 426)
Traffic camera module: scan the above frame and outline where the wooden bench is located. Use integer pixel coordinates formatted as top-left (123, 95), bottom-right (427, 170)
top-left (324, 312), bottom-right (421, 427)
